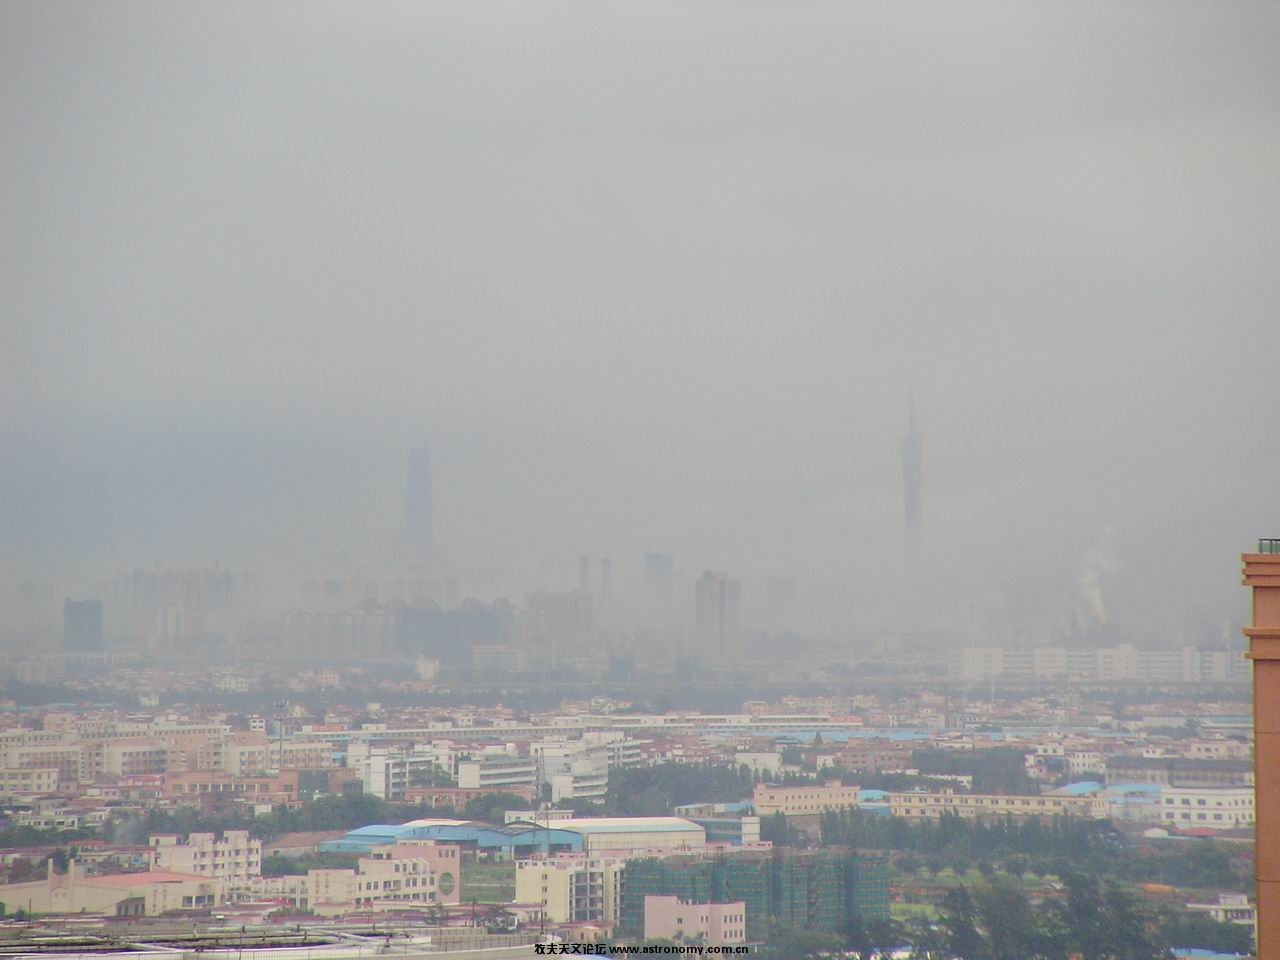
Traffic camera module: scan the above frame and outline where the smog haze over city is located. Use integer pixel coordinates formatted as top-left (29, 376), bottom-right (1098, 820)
top-left (6, 4), bottom-right (1280, 958)
top-left (5, 2), bottom-right (1280, 648)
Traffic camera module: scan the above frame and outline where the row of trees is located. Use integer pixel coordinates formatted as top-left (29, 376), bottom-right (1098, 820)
top-left (604, 763), bottom-right (756, 817)
top-left (819, 808), bottom-right (1115, 859)
top-left (31, 790), bottom-right (537, 849)
top-left (936, 875), bottom-right (1167, 960)
top-left (758, 872), bottom-right (1251, 959)
top-left (802, 809), bottom-right (1247, 891)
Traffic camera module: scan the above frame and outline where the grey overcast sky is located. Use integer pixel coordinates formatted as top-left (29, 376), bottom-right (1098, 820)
top-left (3, 1), bottom-right (1279, 638)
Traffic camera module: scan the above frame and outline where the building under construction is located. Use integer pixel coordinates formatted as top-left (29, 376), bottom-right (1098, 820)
top-left (619, 848), bottom-right (889, 941)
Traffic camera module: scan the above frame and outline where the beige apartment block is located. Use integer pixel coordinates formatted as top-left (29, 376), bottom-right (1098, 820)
top-left (150, 830), bottom-right (262, 884)
top-left (514, 855), bottom-right (623, 924)
top-left (753, 780), bottom-right (861, 817)
top-left (0, 767), bottom-right (61, 797)
top-left (888, 791), bottom-right (1095, 820)
top-left (250, 853), bottom-right (442, 917)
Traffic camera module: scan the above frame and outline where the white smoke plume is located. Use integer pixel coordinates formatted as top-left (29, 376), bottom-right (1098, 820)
top-left (1077, 530), bottom-right (1119, 626)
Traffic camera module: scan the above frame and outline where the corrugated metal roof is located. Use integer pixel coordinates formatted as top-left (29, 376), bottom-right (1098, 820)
top-left (550, 817), bottom-right (703, 834)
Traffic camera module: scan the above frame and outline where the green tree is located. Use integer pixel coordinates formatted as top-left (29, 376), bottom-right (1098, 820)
top-left (941, 885), bottom-right (989, 960)
top-left (1062, 871), bottom-right (1107, 960)
top-left (408, 764), bottom-right (453, 788)
top-left (1157, 909), bottom-right (1254, 956)
top-left (759, 925), bottom-right (844, 958)
top-left (1098, 881), bottom-right (1167, 960)
top-left (973, 878), bottom-right (1034, 960)
top-left (462, 792), bottom-right (530, 824)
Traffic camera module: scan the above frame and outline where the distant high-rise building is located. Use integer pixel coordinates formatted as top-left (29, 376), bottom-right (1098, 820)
top-left (600, 557), bottom-right (614, 627)
top-left (900, 399), bottom-right (922, 549)
top-left (63, 599), bottom-right (103, 652)
top-left (407, 441), bottom-right (434, 564)
top-left (696, 571), bottom-right (740, 658)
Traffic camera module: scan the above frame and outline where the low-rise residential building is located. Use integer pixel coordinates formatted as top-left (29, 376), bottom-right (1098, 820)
top-left (1, 742), bottom-right (83, 785)
top-left (829, 739), bottom-right (913, 773)
top-left (1159, 786), bottom-right (1254, 828)
top-left (366, 842), bottom-right (461, 905)
top-left (514, 854), bottom-right (624, 924)
top-left (150, 830), bottom-right (262, 884)
top-left (163, 770), bottom-right (301, 813)
top-left (753, 780), bottom-right (860, 817)
top-left (1187, 893), bottom-right (1256, 930)
top-left (348, 745), bottom-right (453, 801)
top-left (248, 851), bottom-right (443, 917)
top-left (101, 739), bottom-right (169, 777)
top-left (0, 767), bottom-right (61, 796)
top-left (456, 755), bottom-right (538, 792)
top-left (888, 791), bottom-right (1095, 820)
top-left (1105, 757), bottom-right (1254, 788)
top-left (535, 742), bottom-right (609, 804)
top-left (0, 861), bottom-right (224, 916)
top-left (643, 896), bottom-right (746, 946)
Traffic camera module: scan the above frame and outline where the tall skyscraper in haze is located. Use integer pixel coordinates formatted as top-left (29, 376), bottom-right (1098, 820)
top-left (407, 442), bottom-right (434, 564)
top-left (696, 570), bottom-right (740, 658)
top-left (901, 400), bottom-right (922, 549)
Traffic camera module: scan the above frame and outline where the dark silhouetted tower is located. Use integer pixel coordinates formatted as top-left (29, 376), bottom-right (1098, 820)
top-left (901, 400), bottom-right (922, 549)
top-left (407, 442), bottom-right (434, 564)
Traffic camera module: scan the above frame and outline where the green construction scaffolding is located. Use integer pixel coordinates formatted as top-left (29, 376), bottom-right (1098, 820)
top-left (619, 849), bottom-right (889, 940)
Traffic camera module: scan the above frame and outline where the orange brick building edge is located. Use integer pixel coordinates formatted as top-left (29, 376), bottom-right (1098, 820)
top-left (1243, 548), bottom-right (1280, 959)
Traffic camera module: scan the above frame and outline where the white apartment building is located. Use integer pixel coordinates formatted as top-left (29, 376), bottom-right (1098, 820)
top-left (348, 742), bottom-right (457, 800)
top-left (514, 854), bottom-right (624, 924)
top-left (1159, 786), bottom-right (1254, 829)
top-left (533, 741), bottom-right (610, 804)
top-left (101, 739), bottom-right (170, 776)
top-left (151, 830), bottom-right (262, 884)
top-left (248, 853), bottom-right (439, 916)
top-left (456, 755), bottom-right (538, 792)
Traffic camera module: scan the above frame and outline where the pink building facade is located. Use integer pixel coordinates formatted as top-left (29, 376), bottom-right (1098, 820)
top-left (643, 895), bottom-right (746, 946)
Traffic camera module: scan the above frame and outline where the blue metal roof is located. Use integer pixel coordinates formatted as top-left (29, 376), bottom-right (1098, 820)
top-left (346, 824), bottom-right (417, 837)
top-left (320, 822), bottom-right (584, 855)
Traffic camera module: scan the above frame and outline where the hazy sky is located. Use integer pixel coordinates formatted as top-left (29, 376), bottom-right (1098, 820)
top-left (4, 1), bottom-right (1279, 637)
